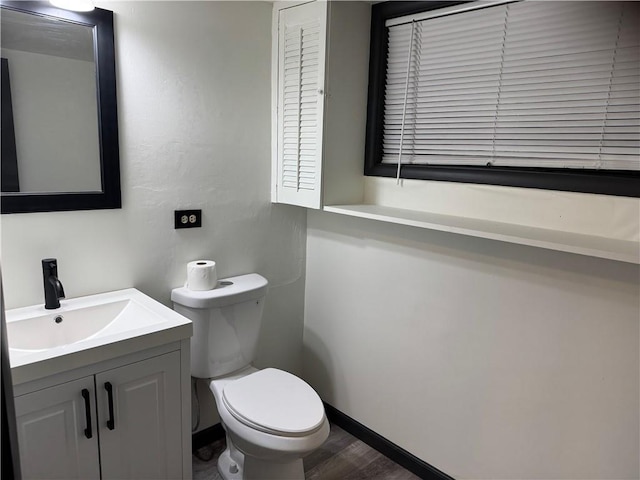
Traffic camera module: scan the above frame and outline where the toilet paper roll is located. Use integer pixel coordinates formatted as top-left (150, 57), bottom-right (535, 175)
top-left (186, 260), bottom-right (218, 291)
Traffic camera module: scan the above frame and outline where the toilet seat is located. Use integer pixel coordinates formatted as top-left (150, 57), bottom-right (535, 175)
top-left (222, 368), bottom-right (325, 437)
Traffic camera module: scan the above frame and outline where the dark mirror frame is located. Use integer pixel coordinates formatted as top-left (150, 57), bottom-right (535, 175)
top-left (0, 0), bottom-right (120, 214)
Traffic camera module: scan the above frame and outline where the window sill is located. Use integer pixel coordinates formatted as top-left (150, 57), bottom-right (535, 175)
top-left (322, 204), bottom-right (640, 264)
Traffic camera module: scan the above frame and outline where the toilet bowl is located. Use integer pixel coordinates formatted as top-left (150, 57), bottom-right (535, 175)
top-left (209, 367), bottom-right (330, 479)
top-left (171, 273), bottom-right (329, 480)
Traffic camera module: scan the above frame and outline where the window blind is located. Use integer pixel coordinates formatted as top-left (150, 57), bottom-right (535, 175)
top-left (382, 1), bottom-right (640, 171)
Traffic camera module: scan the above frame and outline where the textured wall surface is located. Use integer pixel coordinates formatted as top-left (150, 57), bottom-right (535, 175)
top-left (0, 1), bottom-right (306, 430)
top-left (305, 209), bottom-right (639, 480)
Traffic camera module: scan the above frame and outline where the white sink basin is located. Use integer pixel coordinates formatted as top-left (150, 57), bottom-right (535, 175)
top-left (8, 299), bottom-right (164, 350)
top-left (6, 288), bottom-right (192, 384)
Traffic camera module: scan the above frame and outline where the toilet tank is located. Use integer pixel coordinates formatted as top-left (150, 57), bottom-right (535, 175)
top-left (171, 273), bottom-right (268, 378)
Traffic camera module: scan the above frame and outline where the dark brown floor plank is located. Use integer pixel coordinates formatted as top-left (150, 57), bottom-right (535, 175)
top-left (305, 440), bottom-right (380, 480)
top-left (193, 437), bottom-right (225, 480)
top-left (303, 423), bottom-right (358, 471)
top-left (192, 423), bottom-right (420, 480)
top-left (343, 453), bottom-right (421, 480)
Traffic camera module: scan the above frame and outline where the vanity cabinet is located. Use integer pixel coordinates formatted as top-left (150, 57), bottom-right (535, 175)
top-left (14, 348), bottom-right (186, 480)
top-left (96, 352), bottom-right (182, 480)
top-left (14, 376), bottom-right (100, 479)
top-left (271, 0), bottom-right (370, 209)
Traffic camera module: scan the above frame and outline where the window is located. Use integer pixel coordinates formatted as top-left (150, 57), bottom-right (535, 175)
top-left (364, 1), bottom-right (640, 197)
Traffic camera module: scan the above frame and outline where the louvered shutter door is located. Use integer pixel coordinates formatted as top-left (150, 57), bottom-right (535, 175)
top-left (276, 1), bottom-right (327, 208)
top-left (383, 1), bottom-right (640, 171)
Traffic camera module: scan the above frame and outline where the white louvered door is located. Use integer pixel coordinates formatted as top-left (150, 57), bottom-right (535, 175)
top-left (276, 1), bottom-right (327, 208)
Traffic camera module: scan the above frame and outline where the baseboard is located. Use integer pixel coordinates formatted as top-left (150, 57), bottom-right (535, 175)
top-left (192, 423), bottom-right (225, 452)
top-left (324, 403), bottom-right (454, 480)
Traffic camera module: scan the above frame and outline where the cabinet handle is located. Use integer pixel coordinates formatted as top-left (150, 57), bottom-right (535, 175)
top-left (105, 382), bottom-right (115, 430)
top-left (81, 389), bottom-right (92, 439)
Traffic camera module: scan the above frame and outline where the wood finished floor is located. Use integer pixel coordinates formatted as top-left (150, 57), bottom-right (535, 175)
top-left (192, 423), bottom-right (421, 480)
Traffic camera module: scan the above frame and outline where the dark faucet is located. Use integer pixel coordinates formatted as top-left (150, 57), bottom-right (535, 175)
top-left (42, 258), bottom-right (65, 309)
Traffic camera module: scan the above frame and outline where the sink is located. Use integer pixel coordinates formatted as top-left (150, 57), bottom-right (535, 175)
top-left (8, 299), bottom-right (164, 351)
top-left (6, 288), bottom-right (192, 384)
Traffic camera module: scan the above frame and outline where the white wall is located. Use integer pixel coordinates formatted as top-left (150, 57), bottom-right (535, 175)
top-left (303, 3), bottom-right (639, 476)
top-left (304, 209), bottom-right (639, 479)
top-left (1, 1), bottom-right (306, 431)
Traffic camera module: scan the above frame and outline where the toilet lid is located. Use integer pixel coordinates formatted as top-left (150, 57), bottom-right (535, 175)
top-left (222, 368), bottom-right (325, 436)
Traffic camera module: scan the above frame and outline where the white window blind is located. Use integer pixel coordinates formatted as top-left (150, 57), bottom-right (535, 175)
top-left (382, 1), bottom-right (640, 171)
top-left (276, 2), bottom-right (326, 209)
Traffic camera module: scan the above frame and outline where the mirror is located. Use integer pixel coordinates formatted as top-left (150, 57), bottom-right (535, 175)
top-left (0, 0), bottom-right (120, 213)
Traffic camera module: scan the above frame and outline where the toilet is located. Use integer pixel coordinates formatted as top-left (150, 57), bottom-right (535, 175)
top-left (171, 273), bottom-right (329, 480)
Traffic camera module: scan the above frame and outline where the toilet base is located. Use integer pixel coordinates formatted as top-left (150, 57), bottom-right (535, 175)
top-left (217, 429), bottom-right (306, 480)
top-left (217, 448), bottom-right (242, 480)
top-left (218, 445), bottom-right (305, 480)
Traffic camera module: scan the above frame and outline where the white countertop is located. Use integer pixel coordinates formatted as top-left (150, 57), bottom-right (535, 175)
top-left (6, 288), bottom-right (192, 385)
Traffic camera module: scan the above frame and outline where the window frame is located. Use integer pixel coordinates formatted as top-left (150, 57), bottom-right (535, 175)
top-left (364, 1), bottom-right (640, 198)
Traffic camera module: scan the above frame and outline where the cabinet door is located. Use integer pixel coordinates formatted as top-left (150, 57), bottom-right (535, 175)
top-left (96, 351), bottom-right (182, 480)
top-left (275, 1), bottom-right (327, 208)
top-left (14, 376), bottom-right (100, 480)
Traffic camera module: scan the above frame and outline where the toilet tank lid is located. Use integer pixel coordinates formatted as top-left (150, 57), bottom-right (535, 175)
top-left (171, 273), bottom-right (268, 309)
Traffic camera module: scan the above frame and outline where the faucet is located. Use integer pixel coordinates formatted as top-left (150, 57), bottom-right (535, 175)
top-left (42, 258), bottom-right (65, 309)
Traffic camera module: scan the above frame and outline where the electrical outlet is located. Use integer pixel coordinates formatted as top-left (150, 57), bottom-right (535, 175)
top-left (175, 209), bottom-right (202, 229)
